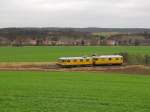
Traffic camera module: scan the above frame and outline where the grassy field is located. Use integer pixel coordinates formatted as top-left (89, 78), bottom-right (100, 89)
top-left (0, 46), bottom-right (150, 62)
top-left (0, 71), bottom-right (150, 112)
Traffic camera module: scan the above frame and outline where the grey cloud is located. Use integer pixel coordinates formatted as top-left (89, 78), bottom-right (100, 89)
top-left (0, 0), bottom-right (150, 28)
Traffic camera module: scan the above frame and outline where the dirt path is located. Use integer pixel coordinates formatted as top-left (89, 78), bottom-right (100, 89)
top-left (0, 62), bottom-right (149, 75)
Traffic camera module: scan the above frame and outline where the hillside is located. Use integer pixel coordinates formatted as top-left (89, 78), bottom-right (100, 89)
top-left (1, 27), bottom-right (150, 33)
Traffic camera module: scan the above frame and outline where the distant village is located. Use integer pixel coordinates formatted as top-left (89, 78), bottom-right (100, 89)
top-left (0, 28), bottom-right (150, 46)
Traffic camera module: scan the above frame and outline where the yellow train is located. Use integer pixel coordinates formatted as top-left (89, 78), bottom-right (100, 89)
top-left (57, 55), bottom-right (123, 67)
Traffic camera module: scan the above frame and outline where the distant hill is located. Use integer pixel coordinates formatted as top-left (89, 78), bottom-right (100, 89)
top-left (0, 27), bottom-right (150, 46)
top-left (74, 28), bottom-right (150, 33)
top-left (0, 27), bottom-right (150, 33)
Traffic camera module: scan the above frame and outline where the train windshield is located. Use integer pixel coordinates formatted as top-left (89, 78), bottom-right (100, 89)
top-left (58, 59), bottom-right (64, 62)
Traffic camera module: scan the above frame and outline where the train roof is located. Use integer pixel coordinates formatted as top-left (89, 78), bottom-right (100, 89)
top-left (93, 55), bottom-right (123, 58)
top-left (58, 55), bottom-right (123, 60)
top-left (59, 57), bottom-right (92, 60)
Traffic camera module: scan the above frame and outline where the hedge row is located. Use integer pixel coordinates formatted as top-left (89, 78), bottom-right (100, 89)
top-left (119, 52), bottom-right (150, 65)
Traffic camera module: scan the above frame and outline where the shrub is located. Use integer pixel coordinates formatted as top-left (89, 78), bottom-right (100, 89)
top-left (145, 55), bottom-right (150, 65)
top-left (119, 52), bottom-right (129, 64)
top-left (119, 52), bottom-right (147, 65)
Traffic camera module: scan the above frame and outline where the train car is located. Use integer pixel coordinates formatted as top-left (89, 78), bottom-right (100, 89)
top-left (57, 57), bottom-right (93, 67)
top-left (92, 55), bottom-right (123, 65)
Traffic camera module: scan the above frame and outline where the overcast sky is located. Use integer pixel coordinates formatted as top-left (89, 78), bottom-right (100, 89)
top-left (0, 0), bottom-right (150, 28)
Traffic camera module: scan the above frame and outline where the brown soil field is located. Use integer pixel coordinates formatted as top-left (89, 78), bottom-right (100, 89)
top-left (0, 62), bottom-right (150, 75)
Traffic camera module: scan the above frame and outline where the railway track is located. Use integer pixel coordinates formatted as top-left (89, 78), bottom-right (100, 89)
top-left (0, 62), bottom-right (147, 73)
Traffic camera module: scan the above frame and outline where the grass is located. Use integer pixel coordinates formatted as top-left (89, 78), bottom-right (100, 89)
top-left (0, 71), bottom-right (150, 112)
top-left (0, 46), bottom-right (150, 62)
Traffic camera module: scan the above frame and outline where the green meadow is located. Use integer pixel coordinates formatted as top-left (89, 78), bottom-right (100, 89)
top-left (0, 46), bottom-right (150, 62)
top-left (0, 46), bottom-right (150, 111)
top-left (0, 71), bottom-right (150, 112)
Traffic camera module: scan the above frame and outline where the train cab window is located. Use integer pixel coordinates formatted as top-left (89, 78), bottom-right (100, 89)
top-left (121, 58), bottom-right (123, 60)
top-left (80, 59), bottom-right (83, 62)
top-left (62, 60), bottom-right (65, 62)
top-left (86, 59), bottom-right (89, 62)
top-left (109, 58), bottom-right (112, 61)
top-left (116, 58), bottom-right (119, 60)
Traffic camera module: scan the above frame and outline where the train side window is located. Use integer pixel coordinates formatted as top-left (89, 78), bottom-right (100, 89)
top-left (67, 60), bottom-right (70, 62)
top-left (86, 59), bottom-right (89, 62)
top-left (116, 58), bottom-right (119, 60)
top-left (109, 58), bottom-right (112, 61)
top-left (80, 59), bottom-right (83, 62)
top-left (74, 59), bottom-right (77, 62)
